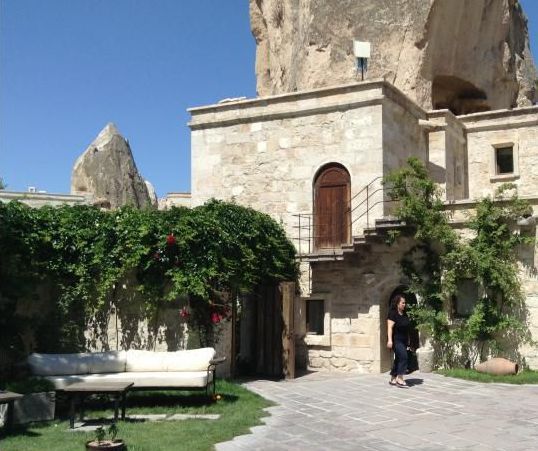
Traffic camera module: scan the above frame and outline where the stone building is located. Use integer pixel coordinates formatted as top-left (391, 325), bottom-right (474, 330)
top-left (188, 0), bottom-right (538, 374)
top-left (189, 81), bottom-right (538, 373)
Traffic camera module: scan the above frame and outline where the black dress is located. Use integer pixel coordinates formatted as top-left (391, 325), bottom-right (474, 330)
top-left (388, 309), bottom-right (410, 376)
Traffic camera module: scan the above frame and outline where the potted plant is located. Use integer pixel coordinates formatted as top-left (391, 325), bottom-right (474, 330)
top-left (6, 377), bottom-right (56, 424)
top-left (86, 423), bottom-right (125, 450)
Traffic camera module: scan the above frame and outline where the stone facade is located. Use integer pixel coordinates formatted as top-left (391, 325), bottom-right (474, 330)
top-left (159, 192), bottom-right (192, 210)
top-left (189, 79), bottom-right (538, 373)
top-left (190, 80), bottom-right (427, 238)
top-left (0, 190), bottom-right (89, 208)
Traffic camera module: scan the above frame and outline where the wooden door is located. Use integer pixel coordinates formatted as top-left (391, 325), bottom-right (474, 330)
top-left (253, 282), bottom-right (295, 379)
top-left (256, 284), bottom-right (283, 377)
top-left (314, 165), bottom-right (351, 249)
top-left (281, 282), bottom-right (295, 379)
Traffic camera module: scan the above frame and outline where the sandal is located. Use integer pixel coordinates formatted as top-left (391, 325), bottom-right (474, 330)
top-left (389, 378), bottom-right (397, 386)
top-left (396, 380), bottom-right (409, 388)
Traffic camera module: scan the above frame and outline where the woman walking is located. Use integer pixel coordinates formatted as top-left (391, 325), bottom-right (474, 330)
top-left (387, 294), bottom-right (410, 388)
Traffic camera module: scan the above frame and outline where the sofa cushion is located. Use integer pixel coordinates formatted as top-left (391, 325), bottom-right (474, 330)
top-left (90, 351), bottom-right (127, 374)
top-left (164, 348), bottom-right (216, 372)
top-left (45, 371), bottom-right (212, 390)
top-left (125, 350), bottom-right (167, 372)
top-left (28, 353), bottom-right (93, 376)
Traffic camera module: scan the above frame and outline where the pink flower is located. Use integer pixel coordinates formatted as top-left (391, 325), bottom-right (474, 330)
top-left (166, 234), bottom-right (176, 246)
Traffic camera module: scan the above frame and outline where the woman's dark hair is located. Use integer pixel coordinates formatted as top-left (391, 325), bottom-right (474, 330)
top-left (390, 294), bottom-right (405, 311)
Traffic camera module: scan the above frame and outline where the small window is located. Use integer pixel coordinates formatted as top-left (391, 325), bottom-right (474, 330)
top-left (306, 299), bottom-right (324, 335)
top-left (495, 147), bottom-right (514, 174)
top-left (454, 279), bottom-right (479, 317)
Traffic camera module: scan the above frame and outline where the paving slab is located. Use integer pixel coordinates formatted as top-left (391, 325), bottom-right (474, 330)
top-left (215, 371), bottom-right (538, 450)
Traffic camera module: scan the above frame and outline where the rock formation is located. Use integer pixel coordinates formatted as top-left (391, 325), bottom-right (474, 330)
top-left (144, 180), bottom-right (159, 208)
top-left (250, 0), bottom-right (537, 114)
top-left (71, 123), bottom-right (153, 209)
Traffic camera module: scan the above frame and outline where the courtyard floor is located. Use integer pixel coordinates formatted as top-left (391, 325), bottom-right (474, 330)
top-left (216, 371), bottom-right (538, 451)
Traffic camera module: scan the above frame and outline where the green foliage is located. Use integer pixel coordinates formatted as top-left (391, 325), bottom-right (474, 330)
top-left (6, 377), bottom-right (55, 394)
top-left (93, 423), bottom-right (119, 444)
top-left (0, 380), bottom-right (273, 451)
top-left (0, 200), bottom-right (298, 355)
top-left (439, 368), bottom-right (538, 384)
top-left (385, 158), bottom-right (535, 368)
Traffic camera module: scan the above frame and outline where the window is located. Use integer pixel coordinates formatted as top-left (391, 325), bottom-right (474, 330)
top-left (306, 299), bottom-right (324, 335)
top-left (495, 146), bottom-right (514, 174)
top-left (490, 142), bottom-right (519, 182)
top-left (454, 279), bottom-right (479, 317)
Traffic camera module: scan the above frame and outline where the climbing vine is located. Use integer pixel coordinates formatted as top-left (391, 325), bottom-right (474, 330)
top-left (385, 157), bottom-right (535, 368)
top-left (0, 200), bottom-right (298, 356)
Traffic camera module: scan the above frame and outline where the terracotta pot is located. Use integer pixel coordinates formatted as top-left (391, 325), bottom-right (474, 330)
top-left (475, 357), bottom-right (518, 376)
top-left (85, 439), bottom-right (125, 451)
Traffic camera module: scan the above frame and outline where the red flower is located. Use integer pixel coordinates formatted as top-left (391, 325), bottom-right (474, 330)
top-left (179, 307), bottom-right (190, 319)
top-left (166, 234), bottom-right (176, 246)
top-left (210, 312), bottom-right (222, 324)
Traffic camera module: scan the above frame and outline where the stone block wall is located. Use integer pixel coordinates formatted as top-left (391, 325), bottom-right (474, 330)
top-left (300, 237), bottom-right (416, 373)
top-left (190, 81), bottom-right (428, 241)
top-left (0, 191), bottom-right (89, 207)
top-left (461, 107), bottom-right (538, 199)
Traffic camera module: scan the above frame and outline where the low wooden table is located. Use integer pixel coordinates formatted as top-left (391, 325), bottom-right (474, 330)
top-left (0, 391), bottom-right (24, 432)
top-left (62, 382), bottom-right (134, 429)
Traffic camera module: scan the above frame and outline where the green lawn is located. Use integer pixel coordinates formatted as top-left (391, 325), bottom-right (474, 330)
top-left (438, 368), bottom-right (538, 384)
top-left (1, 380), bottom-right (272, 451)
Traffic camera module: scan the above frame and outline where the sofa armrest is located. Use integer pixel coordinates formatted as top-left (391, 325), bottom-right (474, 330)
top-left (209, 357), bottom-right (226, 366)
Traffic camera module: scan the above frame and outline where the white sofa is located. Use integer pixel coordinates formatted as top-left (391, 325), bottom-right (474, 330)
top-left (27, 348), bottom-right (224, 394)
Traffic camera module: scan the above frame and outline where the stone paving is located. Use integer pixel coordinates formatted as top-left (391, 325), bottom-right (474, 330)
top-left (216, 372), bottom-right (538, 450)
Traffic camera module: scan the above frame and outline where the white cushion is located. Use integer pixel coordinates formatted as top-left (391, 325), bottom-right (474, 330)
top-left (164, 348), bottom-right (216, 372)
top-left (45, 371), bottom-right (212, 390)
top-left (28, 353), bottom-right (93, 376)
top-left (125, 350), bottom-right (167, 372)
top-left (90, 351), bottom-right (126, 374)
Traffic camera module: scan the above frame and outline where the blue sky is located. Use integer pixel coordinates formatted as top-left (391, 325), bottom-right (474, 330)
top-left (1, 0), bottom-right (537, 197)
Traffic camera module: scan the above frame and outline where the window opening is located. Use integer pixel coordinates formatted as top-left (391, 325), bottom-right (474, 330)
top-left (454, 279), bottom-right (479, 317)
top-left (306, 299), bottom-right (324, 335)
top-left (495, 147), bottom-right (514, 174)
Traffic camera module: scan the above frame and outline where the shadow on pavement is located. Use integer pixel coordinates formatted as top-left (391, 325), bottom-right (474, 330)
top-left (405, 377), bottom-right (424, 387)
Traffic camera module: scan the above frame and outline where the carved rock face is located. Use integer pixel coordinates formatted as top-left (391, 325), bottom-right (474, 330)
top-left (250, 0), bottom-right (537, 114)
top-left (71, 123), bottom-right (153, 209)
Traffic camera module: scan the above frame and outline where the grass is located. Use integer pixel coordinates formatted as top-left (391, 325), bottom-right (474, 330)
top-left (0, 380), bottom-right (273, 451)
top-left (438, 368), bottom-right (538, 384)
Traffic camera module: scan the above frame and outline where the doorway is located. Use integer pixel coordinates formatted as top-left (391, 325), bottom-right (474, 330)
top-left (313, 164), bottom-right (351, 249)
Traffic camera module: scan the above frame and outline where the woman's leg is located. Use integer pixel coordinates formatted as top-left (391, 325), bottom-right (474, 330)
top-left (390, 348), bottom-right (398, 377)
top-left (393, 341), bottom-right (408, 379)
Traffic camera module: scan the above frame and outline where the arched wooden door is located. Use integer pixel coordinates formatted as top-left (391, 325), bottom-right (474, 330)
top-left (314, 164), bottom-right (351, 249)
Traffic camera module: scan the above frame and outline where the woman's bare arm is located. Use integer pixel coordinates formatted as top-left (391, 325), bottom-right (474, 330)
top-left (387, 319), bottom-right (395, 349)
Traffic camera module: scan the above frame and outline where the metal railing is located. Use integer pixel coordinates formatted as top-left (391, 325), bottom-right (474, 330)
top-left (292, 177), bottom-right (396, 255)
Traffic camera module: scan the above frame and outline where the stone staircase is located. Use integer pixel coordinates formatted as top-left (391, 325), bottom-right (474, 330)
top-left (300, 217), bottom-right (408, 262)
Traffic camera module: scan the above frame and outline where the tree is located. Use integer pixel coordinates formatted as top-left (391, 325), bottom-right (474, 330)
top-left (385, 158), bottom-right (534, 368)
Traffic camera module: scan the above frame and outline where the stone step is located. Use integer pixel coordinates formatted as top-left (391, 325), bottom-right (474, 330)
top-left (374, 217), bottom-right (407, 228)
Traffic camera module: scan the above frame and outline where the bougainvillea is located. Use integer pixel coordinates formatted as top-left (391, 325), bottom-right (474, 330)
top-left (0, 199), bottom-right (298, 354)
